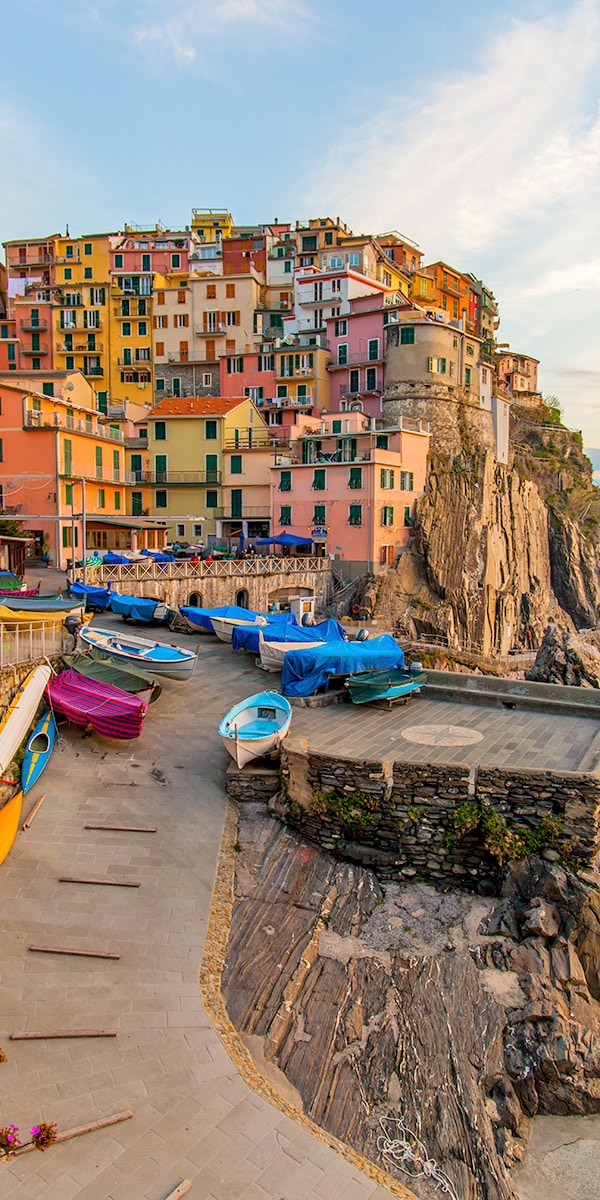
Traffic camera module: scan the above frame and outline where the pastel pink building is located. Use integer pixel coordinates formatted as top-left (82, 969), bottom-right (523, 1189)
top-left (270, 411), bottom-right (430, 578)
top-left (325, 295), bottom-right (413, 419)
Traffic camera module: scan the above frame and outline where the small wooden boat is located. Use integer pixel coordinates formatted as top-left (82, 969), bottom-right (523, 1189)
top-left (21, 709), bottom-right (56, 794)
top-left (218, 690), bottom-right (292, 768)
top-left (211, 614), bottom-right (266, 644)
top-left (345, 667), bottom-right (427, 708)
top-left (0, 663), bottom-right (52, 774)
top-left (0, 595), bottom-right (83, 613)
top-left (46, 670), bottom-right (147, 739)
top-left (0, 784), bottom-right (23, 867)
top-left (79, 625), bottom-right (197, 681)
top-left (62, 650), bottom-right (162, 705)
top-left (258, 629), bottom-right (326, 672)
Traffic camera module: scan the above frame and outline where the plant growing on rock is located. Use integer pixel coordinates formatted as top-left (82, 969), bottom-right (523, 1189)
top-left (448, 804), bottom-right (564, 867)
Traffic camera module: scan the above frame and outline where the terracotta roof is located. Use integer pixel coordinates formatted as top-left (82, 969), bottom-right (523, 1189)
top-left (145, 395), bottom-right (248, 419)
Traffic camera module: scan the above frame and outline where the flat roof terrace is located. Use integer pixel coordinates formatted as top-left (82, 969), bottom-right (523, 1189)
top-left (290, 694), bottom-right (600, 775)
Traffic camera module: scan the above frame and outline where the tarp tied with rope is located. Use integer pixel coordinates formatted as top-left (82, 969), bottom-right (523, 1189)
top-left (45, 670), bottom-right (147, 739)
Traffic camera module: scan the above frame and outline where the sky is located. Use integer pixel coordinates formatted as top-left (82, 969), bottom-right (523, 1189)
top-left (2, 0), bottom-right (599, 443)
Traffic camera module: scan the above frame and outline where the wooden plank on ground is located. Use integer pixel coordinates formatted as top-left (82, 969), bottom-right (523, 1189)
top-left (84, 824), bottom-right (157, 833)
top-left (22, 793), bottom-right (47, 829)
top-left (13, 1109), bottom-right (133, 1156)
top-left (162, 1182), bottom-right (192, 1200)
top-left (29, 945), bottom-right (120, 960)
top-left (11, 1029), bottom-right (118, 1040)
top-left (58, 876), bottom-right (140, 887)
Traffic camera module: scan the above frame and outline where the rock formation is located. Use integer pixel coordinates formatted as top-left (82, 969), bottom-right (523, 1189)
top-left (526, 622), bottom-right (600, 687)
top-left (223, 808), bottom-right (600, 1200)
top-left (363, 397), bottom-right (600, 656)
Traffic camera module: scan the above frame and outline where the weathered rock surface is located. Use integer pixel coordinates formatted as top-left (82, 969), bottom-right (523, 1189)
top-left (526, 622), bottom-right (600, 687)
top-left (223, 809), bottom-right (600, 1200)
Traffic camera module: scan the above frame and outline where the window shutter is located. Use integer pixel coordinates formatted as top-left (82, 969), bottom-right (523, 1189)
top-left (156, 341), bottom-right (164, 356)
top-left (203, 312), bottom-right (208, 331)
top-left (206, 339), bottom-right (216, 361)
top-left (153, 316), bottom-right (158, 329)
top-left (183, 313), bottom-right (189, 327)
top-left (427, 356), bottom-right (434, 372)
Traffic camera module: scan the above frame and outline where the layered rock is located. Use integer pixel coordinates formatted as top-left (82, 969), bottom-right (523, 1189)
top-left (526, 623), bottom-right (600, 687)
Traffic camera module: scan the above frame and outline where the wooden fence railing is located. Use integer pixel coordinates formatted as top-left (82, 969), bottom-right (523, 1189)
top-left (77, 556), bottom-right (331, 586)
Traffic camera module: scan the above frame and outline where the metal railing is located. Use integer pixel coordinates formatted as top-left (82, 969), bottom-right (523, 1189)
top-left (79, 557), bottom-right (331, 585)
top-left (0, 621), bottom-right (69, 667)
top-left (59, 461), bottom-right (135, 484)
top-left (21, 344), bottom-right (49, 355)
top-left (140, 470), bottom-right (222, 484)
top-left (25, 410), bottom-right (124, 442)
top-left (19, 319), bottom-right (49, 332)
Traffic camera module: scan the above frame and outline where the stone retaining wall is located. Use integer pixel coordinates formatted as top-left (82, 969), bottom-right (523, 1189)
top-left (274, 744), bottom-right (600, 889)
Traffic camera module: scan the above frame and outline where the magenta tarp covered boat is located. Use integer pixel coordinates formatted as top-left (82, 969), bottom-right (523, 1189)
top-left (45, 669), bottom-right (147, 739)
top-left (0, 586), bottom-right (40, 598)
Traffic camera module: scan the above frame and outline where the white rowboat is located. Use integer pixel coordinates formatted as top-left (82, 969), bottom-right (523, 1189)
top-left (258, 629), bottom-right (326, 672)
top-left (218, 690), bottom-right (292, 768)
top-left (79, 626), bottom-right (197, 681)
top-left (211, 615), bottom-right (267, 644)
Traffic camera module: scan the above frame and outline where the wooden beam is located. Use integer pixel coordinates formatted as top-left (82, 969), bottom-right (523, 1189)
top-left (22, 793), bottom-right (47, 829)
top-left (162, 1182), bottom-right (192, 1200)
top-left (58, 876), bottom-right (140, 887)
top-left (84, 824), bottom-right (157, 833)
top-left (11, 1029), bottom-right (117, 1040)
top-left (13, 1109), bottom-right (133, 1156)
top-left (29, 945), bottom-right (120, 961)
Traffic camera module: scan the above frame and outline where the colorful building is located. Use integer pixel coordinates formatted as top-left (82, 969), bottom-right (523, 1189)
top-left (325, 294), bottom-right (412, 419)
top-left (285, 265), bottom-right (388, 336)
top-left (142, 394), bottom-right (270, 544)
top-left (495, 346), bottom-right (541, 406)
top-left (270, 411), bottom-right (430, 578)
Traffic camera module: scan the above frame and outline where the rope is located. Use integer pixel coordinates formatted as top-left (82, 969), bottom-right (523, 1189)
top-left (377, 1116), bottom-right (460, 1199)
top-left (42, 657), bottom-right (68, 754)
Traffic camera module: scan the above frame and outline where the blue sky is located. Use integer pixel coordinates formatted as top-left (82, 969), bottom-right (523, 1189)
top-left (2, 0), bottom-right (599, 444)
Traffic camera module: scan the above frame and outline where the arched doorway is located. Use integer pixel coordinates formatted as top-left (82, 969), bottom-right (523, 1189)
top-left (236, 588), bottom-right (249, 609)
top-left (188, 592), bottom-right (202, 607)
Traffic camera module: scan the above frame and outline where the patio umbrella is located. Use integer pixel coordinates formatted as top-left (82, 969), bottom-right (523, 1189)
top-left (255, 533), bottom-right (313, 547)
top-left (238, 529), bottom-right (245, 555)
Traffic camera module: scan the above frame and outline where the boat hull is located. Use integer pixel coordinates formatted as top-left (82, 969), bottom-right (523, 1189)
top-left (0, 663), bottom-right (52, 775)
top-left (346, 669), bottom-right (426, 706)
top-left (258, 632), bottom-right (325, 672)
top-left (21, 709), bottom-right (56, 794)
top-left (0, 789), bottom-right (23, 866)
top-left (218, 690), bottom-right (292, 769)
top-left (211, 616), bottom-right (260, 644)
top-left (79, 626), bottom-right (197, 680)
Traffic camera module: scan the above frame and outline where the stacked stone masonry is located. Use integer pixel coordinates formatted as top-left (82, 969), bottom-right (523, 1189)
top-left (275, 747), bottom-right (600, 889)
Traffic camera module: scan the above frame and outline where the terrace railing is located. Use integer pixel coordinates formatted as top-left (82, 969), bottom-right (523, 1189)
top-left (79, 556), bottom-right (331, 586)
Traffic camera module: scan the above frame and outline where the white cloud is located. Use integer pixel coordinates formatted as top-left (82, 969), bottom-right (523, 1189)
top-left (301, 0), bottom-right (600, 440)
top-left (129, 0), bottom-right (314, 65)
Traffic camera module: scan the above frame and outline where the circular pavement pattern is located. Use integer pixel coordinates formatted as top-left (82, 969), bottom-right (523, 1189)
top-left (401, 723), bottom-right (485, 747)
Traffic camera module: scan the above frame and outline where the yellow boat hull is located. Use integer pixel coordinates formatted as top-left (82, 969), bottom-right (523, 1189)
top-left (0, 607), bottom-right (92, 625)
top-left (0, 790), bottom-right (22, 866)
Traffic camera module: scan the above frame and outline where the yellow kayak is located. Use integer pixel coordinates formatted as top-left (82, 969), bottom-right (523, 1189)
top-left (0, 607), bottom-right (92, 625)
top-left (0, 788), bottom-right (23, 866)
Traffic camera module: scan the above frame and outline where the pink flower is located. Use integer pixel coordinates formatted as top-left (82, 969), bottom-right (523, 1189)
top-left (30, 1122), bottom-right (57, 1152)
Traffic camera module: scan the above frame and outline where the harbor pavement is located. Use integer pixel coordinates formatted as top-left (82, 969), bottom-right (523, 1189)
top-left (0, 616), bottom-right (399, 1200)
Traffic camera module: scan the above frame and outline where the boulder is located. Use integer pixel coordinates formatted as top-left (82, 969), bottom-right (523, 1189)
top-left (521, 897), bottom-right (560, 939)
top-left (526, 622), bottom-right (600, 686)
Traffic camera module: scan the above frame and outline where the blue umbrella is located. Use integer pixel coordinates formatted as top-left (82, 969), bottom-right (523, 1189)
top-left (238, 529), bottom-right (245, 555)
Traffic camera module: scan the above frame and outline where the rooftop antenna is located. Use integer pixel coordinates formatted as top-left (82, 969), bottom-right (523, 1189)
top-left (65, 224), bottom-right (70, 236)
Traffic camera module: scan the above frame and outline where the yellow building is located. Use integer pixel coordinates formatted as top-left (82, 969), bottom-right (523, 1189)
top-left (52, 232), bottom-right (112, 412)
top-left (142, 395), bottom-right (271, 544)
top-left (191, 209), bottom-right (233, 242)
top-left (274, 339), bottom-right (331, 411)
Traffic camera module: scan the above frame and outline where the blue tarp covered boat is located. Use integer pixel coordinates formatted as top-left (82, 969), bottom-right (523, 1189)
top-left (109, 593), bottom-right (166, 623)
top-left (232, 617), bottom-right (341, 656)
top-left (180, 604), bottom-right (262, 633)
top-left (69, 581), bottom-right (112, 610)
top-left (281, 635), bottom-right (405, 698)
top-left (102, 551), bottom-right (130, 565)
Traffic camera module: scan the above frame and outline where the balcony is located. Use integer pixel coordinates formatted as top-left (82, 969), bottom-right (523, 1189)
top-left (141, 470), bottom-right (222, 485)
top-left (225, 507), bottom-right (270, 519)
top-left (339, 382), bottom-right (381, 398)
top-left (194, 324), bottom-right (226, 336)
top-left (124, 435), bottom-right (149, 450)
top-left (57, 252), bottom-right (81, 264)
top-left (19, 319), bottom-right (48, 332)
top-left (328, 350), bottom-right (383, 369)
top-left (10, 253), bottom-right (53, 267)
top-left (21, 344), bottom-right (49, 356)
top-left (84, 365), bottom-right (104, 377)
top-left (59, 462), bottom-right (136, 484)
top-left (71, 341), bottom-right (104, 353)
top-left (25, 409), bottom-right (124, 442)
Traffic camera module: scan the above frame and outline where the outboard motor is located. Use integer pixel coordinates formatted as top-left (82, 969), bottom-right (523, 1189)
top-left (355, 628), bottom-right (370, 642)
top-left (301, 612), bottom-right (315, 627)
top-left (410, 661), bottom-right (424, 673)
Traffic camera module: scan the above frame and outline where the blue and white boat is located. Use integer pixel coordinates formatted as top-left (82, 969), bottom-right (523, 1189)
top-left (345, 667), bottom-right (427, 707)
top-left (79, 626), bottom-right (197, 681)
top-left (21, 709), bottom-right (57, 794)
top-left (218, 690), bottom-right (292, 768)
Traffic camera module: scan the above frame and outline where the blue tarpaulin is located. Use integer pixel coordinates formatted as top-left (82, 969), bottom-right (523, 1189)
top-left (179, 604), bottom-right (261, 633)
top-left (232, 617), bottom-right (343, 655)
top-left (109, 593), bottom-right (164, 622)
top-left (68, 582), bottom-right (111, 610)
top-left (151, 553), bottom-right (175, 564)
top-left (103, 551), bottom-right (130, 565)
top-left (281, 635), bottom-right (405, 698)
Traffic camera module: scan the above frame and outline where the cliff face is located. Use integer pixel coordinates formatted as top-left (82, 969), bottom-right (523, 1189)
top-left (368, 402), bottom-right (600, 654)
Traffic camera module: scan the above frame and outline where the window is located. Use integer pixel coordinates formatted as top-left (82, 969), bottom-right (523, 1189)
top-left (122, 322), bottom-right (131, 337)
top-left (202, 372), bottom-right (212, 387)
top-left (65, 355), bottom-right (74, 370)
top-left (0, 325), bottom-right (7, 338)
top-left (380, 545), bottom-right (395, 565)
top-left (348, 504), bottom-right (362, 526)
top-left (226, 311), bottom-right (239, 326)
top-left (207, 284), bottom-right (216, 299)
top-left (226, 357), bottom-right (243, 374)
top-left (400, 471), bottom-right (414, 491)
top-left (205, 453), bottom-right (219, 481)
top-left (366, 367), bottom-right (377, 391)
top-left (62, 526), bottom-right (78, 548)
top-left (383, 271), bottom-right (392, 288)
top-left (175, 313), bottom-right (189, 327)
top-left (137, 298), bottom-right (147, 316)
top-left (280, 505), bottom-right (292, 525)
top-left (313, 504), bottom-right (326, 524)
top-left (330, 257), bottom-right (343, 269)
top-left (193, 524), bottom-right (203, 537)
top-left (284, 260), bottom-right (292, 274)
top-left (176, 523), bottom-right (186, 539)
top-left (324, 231), bottom-right (333, 245)
top-left (97, 488), bottom-right (105, 508)
top-left (337, 344), bottom-right (348, 366)
top-left (121, 300), bottom-right (130, 317)
top-left (31, 357), bottom-right (41, 370)
top-left (312, 468), bottom-right (326, 490)
top-left (154, 454), bottom-right (167, 481)
top-left (380, 468), bottom-right (395, 489)
top-left (427, 356), bottom-right (447, 374)
top-left (302, 235), bottom-right (317, 251)
top-left (449, 362), bottom-right (456, 377)
top-left (230, 455), bottom-right (242, 475)
top-left (65, 483), bottom-right (73, 505)
top-left (95, 446), bottom-right (103, 478)
top-left (155, 490), bottom-right (168, 508)
top-left (205, 420), bottom-right (217, 439)
top-left (114, 491), bottom-right (121, 510)
top-left (404, 505), bottom-right (413, 527)
top-left (349, 467), bottom-right (362, 489)
top-left (335, 319), bottom-right (347, 337)
top-left (142, 254), bottom-right (151, 272)
top-left (171, 253), bottom-right (181, 269)
top-left (64, 268), bottom-right (72, 280)
top-left (176, 290), bottom-right (186, 304)
top-left (155, 342), bottom-right (164, 357)
top-left (381, 505), bottom-right (394, 526)
top-left (279, 470), bottom-right (291, 492)
top-left (368, 338), bottom-right (379, 360)
top-left (114, 253), bottom-right (123, 268)
top-left (226, 283), bottom-right (236, 298)
top-left (376, 434), bottom-right (388, 450)
top-left (205, 489), bottom-right (218, 508)
top-left (349, 369), bottom-right (360, 394)
top-left (131, 492), bottom-right (143, 516)
top-left (136, 347), bottom-right (150, 361)
top-left (84, 242), bottom-right (92, 256)
top-left (172, 378), bottom-right (181, 397)
top-left (400, 325), bottom-right (415, 345)
top-left (155, 378), bottom-right (165, 392)
top-left (155, 421), bottom-right (166, 440)
top-left (465, 367), bottom-right (472, 387)
top-left (138, 321), bottom-right (147, 336)
top-left (42, 382), bottom-right (54, 397)
top-left (258, 354), bottom-right (274, 372)
top-left (276, 385), bottom-right (288, 399)
top-left (66, 245), bottom-right (73, 258)
top-left (155, 314), bottom-right (167, 328)
top-left (332, 419), bottom-right (342, 433)
top-left (84, 267), bottom-right (92, 279)
top-left (90, 287), bottom-right (105, 306)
